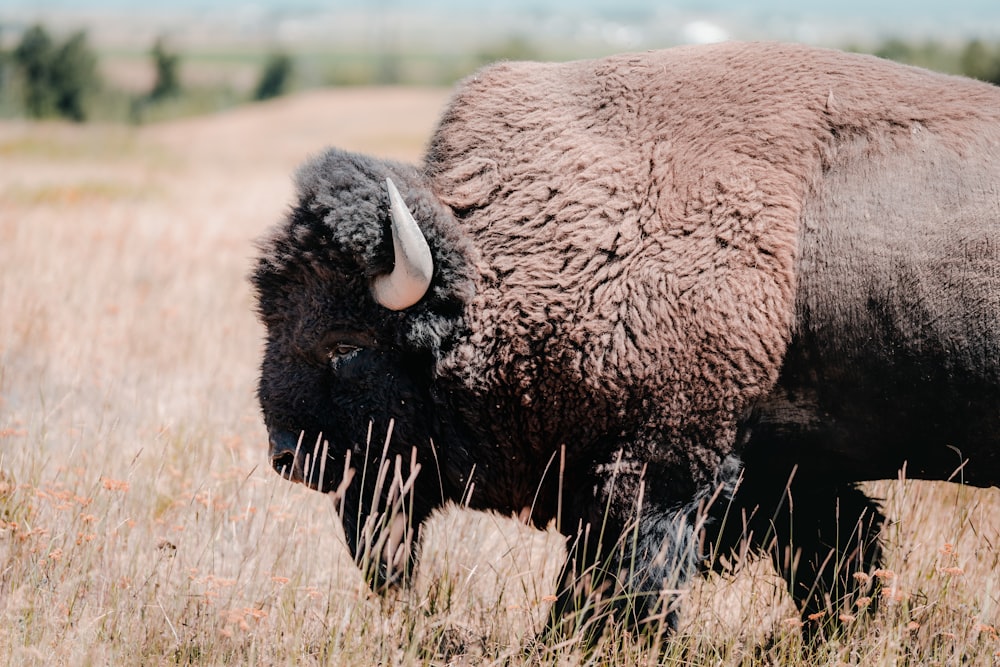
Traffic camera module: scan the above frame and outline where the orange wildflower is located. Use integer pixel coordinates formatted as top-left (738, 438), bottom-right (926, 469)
top-left (101, 477), bottom-right (129, 492)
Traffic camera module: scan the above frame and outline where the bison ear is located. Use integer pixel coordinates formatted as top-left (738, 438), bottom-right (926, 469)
top-left (371, 178), bottom-right (434, 311)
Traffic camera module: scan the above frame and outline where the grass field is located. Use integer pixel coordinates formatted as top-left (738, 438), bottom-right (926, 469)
top-left (1, 88), bottom-right (998, 666)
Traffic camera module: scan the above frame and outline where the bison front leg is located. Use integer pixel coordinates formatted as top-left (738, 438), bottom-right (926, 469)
top-left (703, 458), bottom-right (884, 639)
top-left (545, 456), bottom-right (710, 647)
top-left (769, 476), bottom-right (884, 637)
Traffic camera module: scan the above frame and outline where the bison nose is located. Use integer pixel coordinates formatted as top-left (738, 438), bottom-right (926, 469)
top-left (269, 429), bottom-right (305, 483)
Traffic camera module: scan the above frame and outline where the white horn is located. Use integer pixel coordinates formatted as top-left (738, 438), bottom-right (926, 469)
top-left (372, 178), bottom-right (434, 310)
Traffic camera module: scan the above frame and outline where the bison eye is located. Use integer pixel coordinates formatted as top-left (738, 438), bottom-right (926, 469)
top-left (327, 343), bottom-right (363, 368)
top-left (319, 331), bottom-right (375, 368)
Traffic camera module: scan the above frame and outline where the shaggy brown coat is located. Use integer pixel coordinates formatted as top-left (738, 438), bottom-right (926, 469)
top-left (425, 41), bottom-right (999, 509)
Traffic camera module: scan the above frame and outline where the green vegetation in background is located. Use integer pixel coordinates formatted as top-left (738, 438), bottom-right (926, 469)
top-left (958, 39), bottom-right (1000, 84)
top-left (0, 24), bottom-right (299, 123)
top-left (860, 38), bottom-right (1000, 84)
top-left (1, 26), bottom-right (999, 124)
top-left (149, 37), bottom-right (181, 102)
top-left (9, 25), bottom-right (99, 121)
top-left (253, 51), bottom-right (294, 101)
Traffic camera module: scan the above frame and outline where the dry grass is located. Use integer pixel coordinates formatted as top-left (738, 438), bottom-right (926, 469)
top-left (1, 89), bottom-right (998, 666)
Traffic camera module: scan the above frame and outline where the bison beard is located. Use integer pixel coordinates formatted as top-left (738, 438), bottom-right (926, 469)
top-left (253, 41), bottom-right (1000, 647)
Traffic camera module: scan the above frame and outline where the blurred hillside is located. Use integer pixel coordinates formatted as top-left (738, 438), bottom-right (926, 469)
top-left (1, 2), bottom-right (999, 123)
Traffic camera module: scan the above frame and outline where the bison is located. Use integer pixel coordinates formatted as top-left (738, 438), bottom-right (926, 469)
top-left (252, 41), bottom-right (1000, 642)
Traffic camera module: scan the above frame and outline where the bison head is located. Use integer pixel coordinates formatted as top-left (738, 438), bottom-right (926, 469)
top-left (251, 149), bottom-right (473, 591)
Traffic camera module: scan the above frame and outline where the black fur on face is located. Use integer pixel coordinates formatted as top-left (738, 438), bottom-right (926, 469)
top-left (251, 148), bottom-right (474, 589)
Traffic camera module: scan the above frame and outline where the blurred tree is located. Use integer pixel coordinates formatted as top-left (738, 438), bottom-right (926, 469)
top-left (11, 25), bottom-right (98, 121)
top-left (49, 31), bottom-right (99, 121)
top-left (0, 25), bottom-right (7, 87)
top-left (149, 37), bottom-right (180, 101)
top-left (253, 51), bottom-right (294, 101)
top-left (13, 24), bottom-right (56, 118)
top-left (960, 39), bottom-right (1000, 84)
